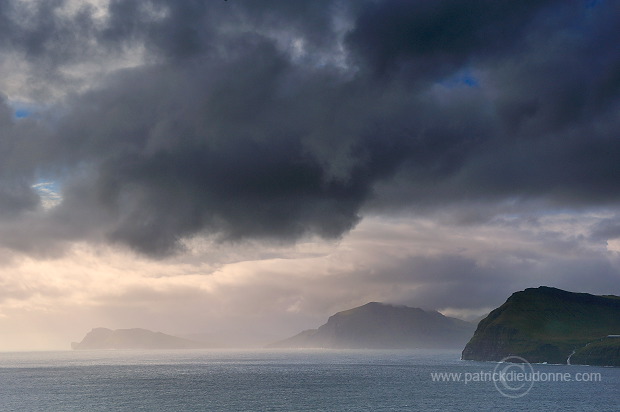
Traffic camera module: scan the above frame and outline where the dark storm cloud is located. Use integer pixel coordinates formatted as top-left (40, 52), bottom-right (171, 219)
top-left (345, 0), bottom-right (561, 78)
top-left (590, 216), bottom-right (620, 242)
top-left (347, 247), bottom-right (620, 312)
top-left (0, 97), bottom-right (42, 216)
top-left (1, 0), bottom-right (620, 256)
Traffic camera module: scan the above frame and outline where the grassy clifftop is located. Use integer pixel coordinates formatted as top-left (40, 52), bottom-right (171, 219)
top-left (462, 287), bottom-right (620, 365)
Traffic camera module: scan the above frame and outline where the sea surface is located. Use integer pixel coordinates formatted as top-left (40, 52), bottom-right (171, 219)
top-left (0, 349), bottom-right (618, 411)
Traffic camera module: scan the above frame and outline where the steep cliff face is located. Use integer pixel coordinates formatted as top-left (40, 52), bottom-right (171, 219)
top-left (570, 337), bottom-right (620, 367)
top-left (71, 328), bottom-right (205, 350)
top-left (462, 287), bottom-right (620, 365)
top-left (269, 302), bottom-right (475, 349)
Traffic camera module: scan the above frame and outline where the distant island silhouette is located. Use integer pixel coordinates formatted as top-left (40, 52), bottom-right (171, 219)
top-left (269, 302), bottom-right (475, 349)
top-left (71, 328), bottom-right (207, 350)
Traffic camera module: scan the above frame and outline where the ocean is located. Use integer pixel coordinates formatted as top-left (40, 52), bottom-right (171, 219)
top-left (0, 349), bottom-right (618, 411)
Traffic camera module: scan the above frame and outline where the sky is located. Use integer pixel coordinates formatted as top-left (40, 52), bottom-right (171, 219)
top-left (0, 0), bottom-right (620, 350)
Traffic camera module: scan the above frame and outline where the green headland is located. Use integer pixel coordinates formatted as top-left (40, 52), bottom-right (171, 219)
top-left (462, 286), bottom-right (620, 366)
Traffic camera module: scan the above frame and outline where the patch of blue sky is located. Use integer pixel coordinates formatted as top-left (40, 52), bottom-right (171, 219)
top-left (585, 0), bottom-right (604, 9)
top-left (14, 108), bottom-right (32, 118)
top-left (32, 180), bottom-right (62, 209)
top-left (8, 100), bottom-right (43, 119)
top-left (439, 69), bottom-right (480, 89)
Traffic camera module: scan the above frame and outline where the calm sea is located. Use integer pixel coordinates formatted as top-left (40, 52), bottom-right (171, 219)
top-left (0, 349), bottom-right (617, 411)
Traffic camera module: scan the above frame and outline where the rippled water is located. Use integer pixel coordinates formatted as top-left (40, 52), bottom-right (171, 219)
top-left (0, 349), bottom-right (617, 411)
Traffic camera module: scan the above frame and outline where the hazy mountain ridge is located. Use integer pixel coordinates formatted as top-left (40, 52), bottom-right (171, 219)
top-left (71, 328), bottom-right (206, 350)
top-left (269, 302), bottom-right (475, 349)
top-left (462, 286), bottom-right (620, 366)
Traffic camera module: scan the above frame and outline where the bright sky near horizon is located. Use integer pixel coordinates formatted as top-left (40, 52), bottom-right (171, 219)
top-left (1, 0), bottom-right (620, 350)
